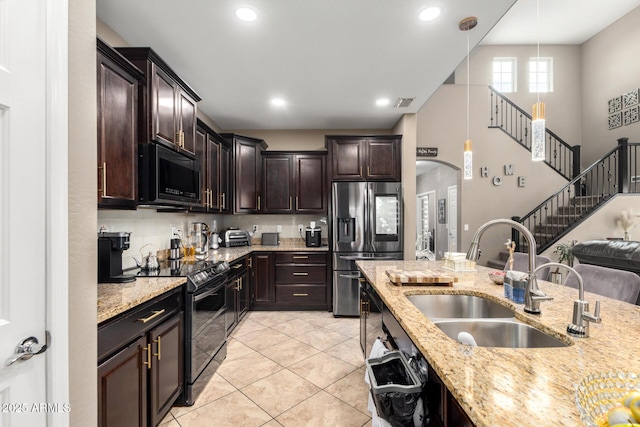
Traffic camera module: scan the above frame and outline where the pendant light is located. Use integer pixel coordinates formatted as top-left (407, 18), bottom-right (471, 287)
top-left (531, 0), bottom-right (545, 161)
top-left (460, 16), bottom-right (477, 180)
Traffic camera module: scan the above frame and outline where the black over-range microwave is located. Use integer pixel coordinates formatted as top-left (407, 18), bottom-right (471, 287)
top-left (138, 143), bottom-right (201, 207)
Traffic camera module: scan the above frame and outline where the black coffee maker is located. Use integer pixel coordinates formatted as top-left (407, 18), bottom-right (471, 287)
top-left (98, 231), bottom-right (136, 283)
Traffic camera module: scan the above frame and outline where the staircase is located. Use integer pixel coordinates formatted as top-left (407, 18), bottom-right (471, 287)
top-left (486, 87), bottom-right (640, 265)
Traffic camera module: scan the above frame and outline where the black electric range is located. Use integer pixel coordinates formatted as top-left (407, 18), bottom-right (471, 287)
top-left (137, 258), bottom-right (231, 406)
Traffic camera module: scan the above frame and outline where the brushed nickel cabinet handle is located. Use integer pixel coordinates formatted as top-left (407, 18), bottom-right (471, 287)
top-left (289, 197), bottom-right (292, 210)
top-left (293, 293), bottom-right (308, 297)
top-left (296, 196), bottom-right (299, 210)
top-left (257, 195), bottom-right (261, 210)
top-left (293, 272), bottom-right (309, 276)
top-left (98, 162), bottom-right (110, 197)
top-left (137, 309), bottom-right (165, 324)
top-left (292, 256), bottom-right (308, 259)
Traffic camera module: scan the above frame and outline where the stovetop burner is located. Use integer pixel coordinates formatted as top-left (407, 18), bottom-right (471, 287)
top-left (135, 259), bottom-right (230, 293)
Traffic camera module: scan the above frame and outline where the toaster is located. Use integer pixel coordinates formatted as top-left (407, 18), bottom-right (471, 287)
top-left (220, 229), bottom-right (251, 247)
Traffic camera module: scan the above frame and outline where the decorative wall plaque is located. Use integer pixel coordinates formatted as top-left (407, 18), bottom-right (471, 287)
top-left (609, 112), bottom-right (622, 129)
top-left (609, 96), bottom-right (622, 113)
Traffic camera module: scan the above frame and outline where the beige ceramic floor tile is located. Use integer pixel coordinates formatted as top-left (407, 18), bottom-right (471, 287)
top-left (234, 327), bottom-right (292, 352)
top-left (325, 337), bottom-right (365, 367)
top-left (294, 327), bottom-right (351, 351)
top-left (225, 338), bottom-right (257, 361)
top-left (296, 311), bottom-right (342, 327)
top-left (159, 411), bottom-right (177, 425)
top-left (324, 317), bottom-right (361, 338)
top-left (176, 391), bottom-right (272, 427)
top-left (275, 390), bottom-right (371, 427)
top-left (270, 317), bottom-right (317, 337)
top-left (258, 337), bottom-right (320, 367)
top-left (288, 352), bottom-right (358, 388)
top-left (261, 420), bottom-right (284, 426)
top-left (230, 318), bottom-right (268, 338)
top-left (171, 373), bottom-right (237, 418)
top-left (217, 352), bottom-right (283, 389)
top-left (325, 368), bottom-right (371, 415)
top-left (247, 311), bottom-right (296, 327)
top-left (241, 369), bottom-right (321, 417)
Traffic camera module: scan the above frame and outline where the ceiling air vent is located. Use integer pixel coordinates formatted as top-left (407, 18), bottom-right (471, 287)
top-left (394, 97), bottom-right (415, 108)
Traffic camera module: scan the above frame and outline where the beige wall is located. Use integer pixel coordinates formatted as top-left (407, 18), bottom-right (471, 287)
top-left (459, 44), bottom-right (583, 149)
top-left (582, 6), bottom-right (640, 166)
top-left (392, 114), bottom-right (417, 258)
top-left (416, 83), bottom-right (568, 263)
top-left (69, 0), bottom-right (97, 425)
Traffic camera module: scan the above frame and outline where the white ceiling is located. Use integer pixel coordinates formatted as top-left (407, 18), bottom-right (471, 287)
top-left (96, 0), bottom-right (640, 131)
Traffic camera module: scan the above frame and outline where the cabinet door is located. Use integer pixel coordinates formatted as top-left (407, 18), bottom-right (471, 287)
top-left (234, 138), bottom-right (262, 213)
top-left (151, 65), bottom-right (179, 147)
top-left (359, 286), bottom-right (368, 356)
top-left (219, 142), bottom-right (231, 213)
top-left (149, 314), bottom-right (183, 427)
top-left (98, 335), bottom-right (148, 427)
top-left (366, 139), bottom-right (401, 181)
top-left (178, 90), bottom-right (197, 155)
top-left (253, 253), bottom-right (273, 305)
top-left (97, 51), bottom-right (138, 209)
top-left (295, 154), bottom-right (326, 213)
top-left (263, 155), bottom-right (293, 213)
top-left (207, 134), bottom-right (220, 211)
top-left (331, 139), bottom-right (365, 181)
top-left (194, 126), bottom-right (208, 210)
top-left (238, 269), bottom-right (250, 320)
top-left (225, 279), bottom-right (236, 333)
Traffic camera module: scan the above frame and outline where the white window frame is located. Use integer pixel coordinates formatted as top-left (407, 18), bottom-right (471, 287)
top-left (492, 57), bottom-right (517, 93)
top-left (529, 57), bottom-right (553, 93)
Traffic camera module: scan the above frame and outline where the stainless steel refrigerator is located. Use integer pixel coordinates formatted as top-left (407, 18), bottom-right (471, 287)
top-left (332, 182), bottom-right (403, 316)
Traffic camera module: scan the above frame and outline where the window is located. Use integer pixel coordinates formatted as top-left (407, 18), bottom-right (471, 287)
top-left (492, 57), bottom-right (516, 93)
top-left (529, 57), bottom-right (553, 93)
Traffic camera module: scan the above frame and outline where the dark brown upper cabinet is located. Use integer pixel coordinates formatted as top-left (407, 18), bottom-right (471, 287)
top-left (193, 120), bottom-right (229, 212)
top-left (327, 135), bottom-right (402, 181)
top-left (262, 152), bottom-right (327, 214)
top-left (115, 47), bottom-right (201, 157)
top-left (97, 38), bottom-right (144, 209)
top-left (221, 134), bottom-right (268, 214)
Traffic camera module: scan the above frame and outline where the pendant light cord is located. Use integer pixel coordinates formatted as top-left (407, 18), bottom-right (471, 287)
top-left (466, 27), bottom-right (470, 141)
top-left (536, 0), bottom-right (540, 105)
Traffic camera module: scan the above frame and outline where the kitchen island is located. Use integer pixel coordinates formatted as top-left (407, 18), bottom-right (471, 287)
top-left (356, 259), bottom-right (640, 427)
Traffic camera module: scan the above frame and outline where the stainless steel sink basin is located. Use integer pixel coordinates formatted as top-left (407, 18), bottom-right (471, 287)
top-left (434, 319), bottom-right (570, 348)
top-left (407, 294), bottom-right (514, 319)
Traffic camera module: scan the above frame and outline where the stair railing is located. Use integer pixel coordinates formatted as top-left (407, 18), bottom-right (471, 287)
top-left (511, 138), bottom-right (640, 253)
top-left (489, 85), bottom-right (580, 181)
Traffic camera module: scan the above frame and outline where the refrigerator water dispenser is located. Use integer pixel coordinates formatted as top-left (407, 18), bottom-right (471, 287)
top-left (338, 218), bottom-right (356, 242)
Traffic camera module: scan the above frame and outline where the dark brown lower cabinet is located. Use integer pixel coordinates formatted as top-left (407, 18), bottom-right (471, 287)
top-left (98, 288), bottom-right (183, 427)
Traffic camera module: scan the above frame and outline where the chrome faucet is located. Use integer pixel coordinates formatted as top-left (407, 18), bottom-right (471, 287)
top-left (466, 218), bottom-right (552, 314)
top-left (532, 262), bottom-right (602, 338)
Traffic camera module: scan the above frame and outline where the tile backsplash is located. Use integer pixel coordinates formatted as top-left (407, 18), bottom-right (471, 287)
top-left (99, 208), bottom-right (328, 269)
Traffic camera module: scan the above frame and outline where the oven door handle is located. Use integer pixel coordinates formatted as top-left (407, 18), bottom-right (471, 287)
top-left (194, 282), bottom-right (225, 302)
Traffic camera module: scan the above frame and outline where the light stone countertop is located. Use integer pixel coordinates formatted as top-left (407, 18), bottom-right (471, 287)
top-left (98, 242), bottom-right (329, 324)
top-left (356, 259), bottom-right (640, 427)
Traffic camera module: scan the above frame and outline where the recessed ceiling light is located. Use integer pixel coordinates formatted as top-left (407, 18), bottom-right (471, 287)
top-left (271, 98), bottom-right (286, 107)
top-left (419, 6), bottom-right (441, 22)
top-left (236, 7), bottom-right (257, 22)
top-left (376, 98), bottom-right (390, 107)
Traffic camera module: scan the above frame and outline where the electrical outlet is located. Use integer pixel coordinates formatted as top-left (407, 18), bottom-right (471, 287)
top-left (276, 225), bottom-right (282, 232)
top-left (253, 224), bottom-right (259, 233)
top-left (298, 224), bottom-right (304, 233)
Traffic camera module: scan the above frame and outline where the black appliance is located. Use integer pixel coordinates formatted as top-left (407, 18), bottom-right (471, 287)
top-left (305, 226), bottom-right (322, 247)
top-left (98, 231), bottom-right (136, 283)
top-left (138, 143), bottom-right (201, 207)
top-left (137, 259), bottom-right (229, 406)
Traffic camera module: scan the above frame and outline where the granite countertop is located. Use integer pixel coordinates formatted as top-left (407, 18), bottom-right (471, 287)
top-left (98, 242), bottom-right (329, 324)
top-left (356, 259), bottom-right (640, 427)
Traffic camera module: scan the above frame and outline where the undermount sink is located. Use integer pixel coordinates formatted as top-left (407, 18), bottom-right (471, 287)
top-left (434, 319), bottom-right (570, 348)
top-left (407, 294), bottom-right (514, 320)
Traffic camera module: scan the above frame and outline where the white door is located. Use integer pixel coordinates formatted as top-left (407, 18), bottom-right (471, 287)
top-left (0, 1), bottom-right (48, 424)
top-left (447, 185), bottom-right (458, 252)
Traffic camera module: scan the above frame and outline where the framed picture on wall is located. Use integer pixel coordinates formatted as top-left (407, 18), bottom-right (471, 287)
top-left (437, 199), bottom-right (446, 224)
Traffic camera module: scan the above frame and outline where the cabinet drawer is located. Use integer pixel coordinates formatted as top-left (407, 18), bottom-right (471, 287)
top-left (276, 285), bottom-right (326, 304)
top-left (275, 265), bottom-right (326, 284)
top-left (98, 287), bottom-right (182, 362)
top-left (275, 252), bottom-right (327, 264)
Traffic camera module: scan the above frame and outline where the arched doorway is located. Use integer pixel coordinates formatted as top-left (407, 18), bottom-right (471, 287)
top-left (416, 160), bottom-right (460, 259)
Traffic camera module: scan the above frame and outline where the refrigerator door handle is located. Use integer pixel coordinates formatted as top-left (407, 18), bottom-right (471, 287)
top-left (339, 255), bottom-right (396, 261)
top-left (338, 273), bottom-right (361, 279)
